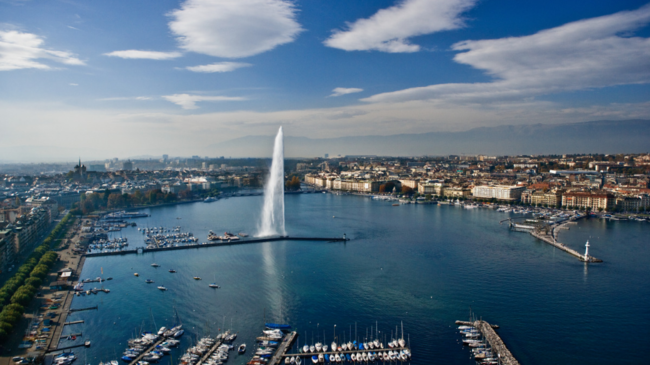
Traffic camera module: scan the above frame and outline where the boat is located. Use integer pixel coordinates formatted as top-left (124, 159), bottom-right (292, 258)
top-left (173, 330), bottom-right (184, 338)
top-left (84, 340), bottom-right (91, 347)
top-left (315, 342), bottom-right (322, 352)
top-left (303, 345), bottom-right (309, 353)
top-left (169, 269), bottom-right (176, 273)
top-left (134, 273), bottom-right (139, 277)
top-left (204, 197), bottom-right (218, 202)
top-left (145, 279), bottom-right (154, 284)
top-left (157, 327), bottom-right (167, 336)
top-left (238, 232), bottom-right (249, 237)
top-left (151, 263), bottom-right (160, 267)
top-left (311, 356), bottom-right (318, 364)
top-left (238, 344), bottom-right (246, 354)
top-left (157, 286), bottom-right (167, 291)
top-left (318, 354), bottom-right (324, 363)
top-left (193, 276), bottom-right (201, 280)
top-left (209, 283), bottom-right (220, 288)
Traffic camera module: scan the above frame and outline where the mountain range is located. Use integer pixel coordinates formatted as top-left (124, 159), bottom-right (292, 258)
top-left (210, 119), bottom-right (650, 158)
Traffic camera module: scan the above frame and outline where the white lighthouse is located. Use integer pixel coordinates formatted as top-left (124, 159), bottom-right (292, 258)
top-left (584, 240), bottom-right (590, 262)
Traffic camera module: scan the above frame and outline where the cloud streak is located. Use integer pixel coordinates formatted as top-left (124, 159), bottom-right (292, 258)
top-left (0, 30), bottom-right (84, 71)
top-left (324, 0), bottom-right (477, 52)
top-left (162, 93), bottom-right (246, 109)
top-left (104, 50), bottom-right (183, 60)
top-left (364, 4), bottom-right (650, 103)
top-left (168, 0), bottom-right (302, 58)
top-left (185, 61), bottom-right (251, 73)
top-left (330, 87), bottom-right (363, 97)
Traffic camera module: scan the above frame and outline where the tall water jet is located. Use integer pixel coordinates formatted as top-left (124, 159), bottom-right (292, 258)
top-left (257, 127), bottom-right (286, 236)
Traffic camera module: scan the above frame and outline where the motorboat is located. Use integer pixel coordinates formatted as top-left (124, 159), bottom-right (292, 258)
top-left (134, 273), bottom-right (139, 276)
top-left (209, 283), bottom-right (220, 288)
top-left (331, 342), bottom-right (337, 352)
top-left (238, 344), bottom-right (246, 354)
top-left (174, 330), bottom-right (184, 338)
top-left (169, 269), bottom-right (176, 273)
top-left (309, 345), bottom-right (315, 353)
top-left (151, 263), bottom-right (160, 267)
top-left (315, 343), bottom-right (322, 352)
top-left (318, 354), bottom-right (323, 363)
top-left (146, 279), bottom-right (154, 284)
top-left (157, 327), bottom-right (167, 335)
top-left (303, 345), bottom-right (309, 353)
top-left (311, 356), bottom-right (318, 364)
top-left (193, 276), bottom-right (201, 280)
top-left (323, 344), bottom-right (328, 352)
top-left (157, 286), bottom-right (167, 291)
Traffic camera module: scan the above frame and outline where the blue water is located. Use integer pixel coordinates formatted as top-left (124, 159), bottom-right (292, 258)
top-left (63, 195), bottom-right (650, 365)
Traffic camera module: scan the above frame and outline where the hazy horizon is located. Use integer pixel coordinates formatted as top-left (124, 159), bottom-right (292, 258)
top-left (2, 0), bottom-right (650, 161)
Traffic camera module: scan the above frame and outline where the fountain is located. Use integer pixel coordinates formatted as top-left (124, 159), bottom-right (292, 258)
top-left (257, 127), bottom-right (286, 236)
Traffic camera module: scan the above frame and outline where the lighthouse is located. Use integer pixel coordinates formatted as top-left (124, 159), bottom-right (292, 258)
top-left (584, 240), bottom-right (590, 262)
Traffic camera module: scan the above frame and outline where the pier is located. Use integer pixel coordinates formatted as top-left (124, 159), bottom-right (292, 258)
top-left (127, 337), bottom-right (165, 365)
top-left (196, 331), bottom-right (228, 365)
top-left (68, 305), bottom-right (98, 313)
top-left (469, 320), bottom-right (519, 365)
top-left (85, 236), bottom-right (349, 257)
top-left (63, 320), bottom-right (84, 325)
top-left (268, 331), bottom-right (297, 365)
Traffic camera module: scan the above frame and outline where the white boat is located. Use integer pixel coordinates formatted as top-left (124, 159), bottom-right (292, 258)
top-left (323, 344), bottom-right (328, 352)
top-left (295, 356), bottom-right (302, 365)
top-left (315, 342), bottom-right (322, 352)
top-left (157, 286), bottom-right (167, 291)
top-left (331, 342), bottom-right (337, 351)
top-left (318, 354), bottom-right (324, 363)
top-left (398, 339), bottom-right (406, 348)
top-left (350, 354), bottom-right (356, 361)
top-left (303, 345), bottom-right (309, 353)
top-left (310, 346), bottom-right (315, 353)
top-left (209, 283), bottom-right (220, 288)
top-left (151, 263), bottom-right (160, 267)
top-left (157, 327), bottom-right (167, 336)
top-left (341, 343), bottom-right (347, 351)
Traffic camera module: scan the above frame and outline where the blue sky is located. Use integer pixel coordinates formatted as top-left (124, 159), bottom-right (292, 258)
top-left (1, 0), bottom-right (649, 161)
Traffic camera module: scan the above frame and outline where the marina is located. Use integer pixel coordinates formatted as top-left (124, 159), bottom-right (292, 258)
top-left (455, 320), bottom-right (519, 365)
top-left (84, 236), bottom-right (350, 257)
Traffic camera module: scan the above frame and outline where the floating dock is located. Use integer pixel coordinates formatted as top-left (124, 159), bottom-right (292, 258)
top-left (85, 236), bottom-right (349, 257)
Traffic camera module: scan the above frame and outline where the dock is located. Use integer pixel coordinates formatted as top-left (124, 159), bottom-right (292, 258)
top-left (530, 228), bottom-right (602, 262)
top-left (470, 320), bottom-right (519, 365)
top-left (267, 331), bottom-right (298, 365)
top-left (68, 305), bottom-right (98, 313)
top-left (455, 320), bottom-right (499, 329)
top-left (59, 333), bottom-right (82, 340)
top-left (85, 236), bottom-right (349, 257)
top-left (196, 331), bottom-right (228, 365)
top-left (283, 347), bottom-right (411, 358)
top-left (64, 320), bottom-right (84, 325)
top-left (127, 337), bottom-right (165, 365)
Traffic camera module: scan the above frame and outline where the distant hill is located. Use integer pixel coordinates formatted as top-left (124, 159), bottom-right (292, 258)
top-left (209, 119), bottom-right (650, 157)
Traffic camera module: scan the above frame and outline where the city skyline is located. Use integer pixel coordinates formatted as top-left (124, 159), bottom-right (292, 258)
top-left (1, 0), bottom-right (650, 161)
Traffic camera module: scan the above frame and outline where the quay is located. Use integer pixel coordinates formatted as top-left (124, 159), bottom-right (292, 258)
top-left (85, 236), bottom-right (350, 257)
top-left (127, 337), bottom-right (165, 365)
top-left (268, 331), bottom-right (298, 365)
top-left (195, 331), bottom-right (228, 365)
top-left (455, 320), bottom-right (499, 329)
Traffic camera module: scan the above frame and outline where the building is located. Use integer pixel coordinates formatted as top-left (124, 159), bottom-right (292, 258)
top-left (562, 191), bottom-right (615, 211)
top-left (443, 186), bottom-right (471, 198)
top-left (521, 189), bottom-right (564, 206)
top-left (0, 228), bottom-right (15, 273)
top-left (472, 185), bottom-right (526, 201)
top-left (122, 160), bottom-right (133, 171)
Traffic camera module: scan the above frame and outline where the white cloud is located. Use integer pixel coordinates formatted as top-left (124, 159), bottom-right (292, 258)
top-left (185, 61), bottom-right (251, 73)
top-left (330, 87), bottom-right (363, 97)
top-left (98, 96), bottom-right (154, 101)
top-left (104, 50), bottom-right (183, 60)
top-left (324, 0), bottom-right (476, 53)
top-left (162, 93), bottom-right (246, 109)
top-left (69, 83), bottom-right (78, 86)
top-left (168, 0), bottom-right (302, 58)
top-left (364, 5), bottom-right (650, 103)
top-left (0, 30), bottom-right (84, 71)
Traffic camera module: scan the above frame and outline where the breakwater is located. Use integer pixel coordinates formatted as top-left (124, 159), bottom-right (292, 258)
top-left (85, 236), bottom-right (349, 257)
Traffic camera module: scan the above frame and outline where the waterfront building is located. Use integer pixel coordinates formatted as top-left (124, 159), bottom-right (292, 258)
top-left (562, 191), bottom-right (615, 210)
top-left (472, 185), bottom-right (526, 201)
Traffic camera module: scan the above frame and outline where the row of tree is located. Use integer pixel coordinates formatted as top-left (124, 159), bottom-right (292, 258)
top-left (285, 176), bottom-right (301, 191)
top-left (74, 189), bottom-right (179, 215)
top-left (0, 214), bottom-right (71, 341)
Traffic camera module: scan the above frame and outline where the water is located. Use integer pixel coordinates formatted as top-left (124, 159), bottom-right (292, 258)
top-left (258, 126), bottom-right (285, 237)
top-left (66, 195), bottom-right (650, 364)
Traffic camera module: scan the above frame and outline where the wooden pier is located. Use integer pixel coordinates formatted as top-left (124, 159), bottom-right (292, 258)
top-left (85, 236), bottom-right (349, 257)
top-left (267, 331), bottom-right (298, 365)
top-left (59, 332), bottom-right (82, 340)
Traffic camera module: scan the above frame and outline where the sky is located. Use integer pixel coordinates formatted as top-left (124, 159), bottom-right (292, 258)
top-left (1, 0), bottom-right (649, 161)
